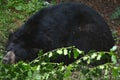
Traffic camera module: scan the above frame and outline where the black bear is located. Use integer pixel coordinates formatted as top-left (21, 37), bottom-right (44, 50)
top-left (3, 2), bottom-right (114, 64)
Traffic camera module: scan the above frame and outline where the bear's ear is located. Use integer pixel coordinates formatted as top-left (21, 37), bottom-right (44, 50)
top-left (9, 29), bottom-right (14, 35)
top-left (8, 29), bottom-right (14, 38)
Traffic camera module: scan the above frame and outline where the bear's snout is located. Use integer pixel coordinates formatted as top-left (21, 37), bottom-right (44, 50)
top-left (3, 51), bottom-right (16, 64)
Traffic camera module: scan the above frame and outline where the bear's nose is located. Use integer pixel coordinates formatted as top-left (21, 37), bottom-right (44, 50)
top-left (2, 51), bottom-right (16, 64)
top-left (2, 57), bottom-right (10, 64)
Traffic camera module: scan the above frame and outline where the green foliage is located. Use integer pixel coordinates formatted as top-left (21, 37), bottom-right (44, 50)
top-left (0, 46), bottom-right (119, 80)
top-left (2, 0), bottom-right (50, 15)
top-left (111, 7), bottom-right (120, 19)
top-left (15, 0), bottom-right (44, 14)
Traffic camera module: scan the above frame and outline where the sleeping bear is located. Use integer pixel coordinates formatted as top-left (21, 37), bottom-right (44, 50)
top-left (3, 2), bottom-right (114, 64)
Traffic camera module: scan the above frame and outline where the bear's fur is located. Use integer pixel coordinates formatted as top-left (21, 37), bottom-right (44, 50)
top-left (3, 2), bottom-right (114, 64)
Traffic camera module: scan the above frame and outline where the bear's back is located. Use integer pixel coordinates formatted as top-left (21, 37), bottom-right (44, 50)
top-left (15, 2), bottom-right (114, 52)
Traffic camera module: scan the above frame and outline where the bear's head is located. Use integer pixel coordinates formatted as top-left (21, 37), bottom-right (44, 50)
top-left (3, 34), bottom-right (28, 64)
top-left (3, 33), bottom-right (39, 64)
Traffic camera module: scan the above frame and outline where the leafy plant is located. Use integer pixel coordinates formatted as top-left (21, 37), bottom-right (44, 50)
top-left (111, 7), bottom-right (120, 19)
top-left (0, 46), bottom-right (119, 80)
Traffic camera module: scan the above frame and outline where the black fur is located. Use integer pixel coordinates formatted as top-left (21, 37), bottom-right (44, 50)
top-left (4, 2), bottom-right (114, 64)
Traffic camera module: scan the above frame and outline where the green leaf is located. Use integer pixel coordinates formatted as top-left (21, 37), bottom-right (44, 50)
top-left (64, 70), bottom-right (71, 78)
top-left (76, 59), bottom-right (82, 64)
top-left (111, 7), bottom-right (120, 19)
top-left (63, 49), bottom-right (68, 55)
top-left (87, 59), bottom-right (90, 64)
top-left (76, 49), bottom-right (83, 54)
top-left (111, 54), bottom-right (117, 64)
top-left (110, 46), bottom-right (117, 51)
top-left (112, 67), bottom-right (119, 77)
top-left (56, 49), bottom-right (63, 54)
top-left (15, 6), bottom-right (22, 10)
top-left (73, 49), bottom-right (79, 59)
top-left (64, 65), bottom-right (72, 78)
top-left (36, 65), bottom-right (40, 71)
top-left (91, 53), bottom-right (97, 59)
top-left (83, 56), bottom-right (89, 61)
top-left (97, 54), bottom-right (102, 60)
top-left (73, 49), bottom-right (83, 59)
top-left (99, 65), bottom-right (105, 69)
top-left (48, 52), bottom-right (53, 58)
top-left (28, 70), bottom-right (32, 77)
